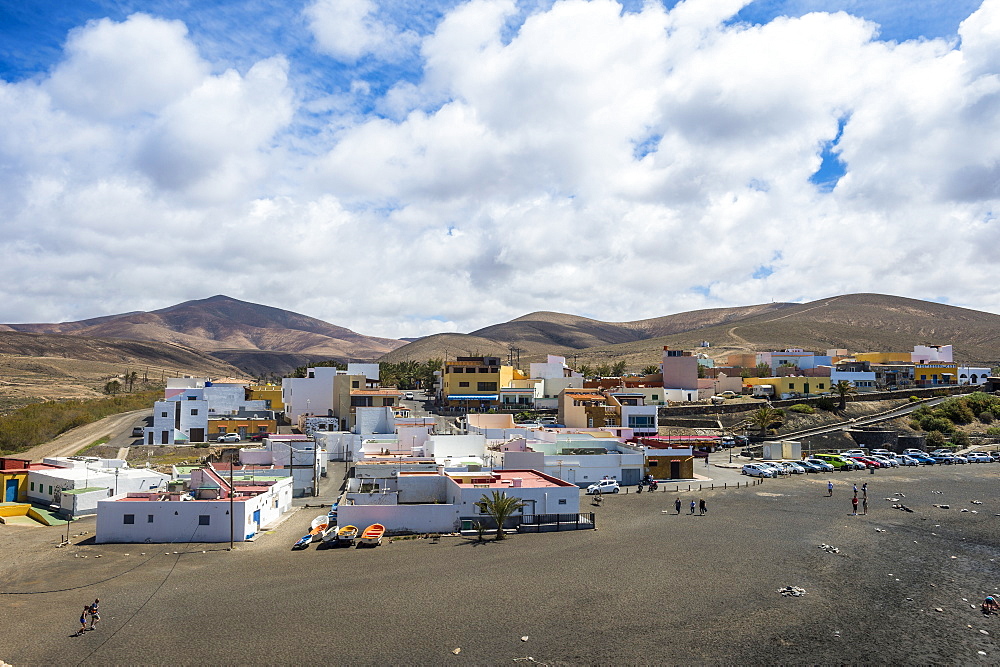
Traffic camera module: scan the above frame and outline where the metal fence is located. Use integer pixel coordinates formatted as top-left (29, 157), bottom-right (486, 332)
top-left (517, 512), bottom-right (596, 533)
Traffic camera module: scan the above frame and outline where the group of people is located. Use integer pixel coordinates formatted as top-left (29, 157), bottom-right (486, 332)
top-left (673, 497), bottom-right (708, 515)
top-left (827, 480), bottom-right (869, 515)
top-left (77, 599), bottom-right (100, 635)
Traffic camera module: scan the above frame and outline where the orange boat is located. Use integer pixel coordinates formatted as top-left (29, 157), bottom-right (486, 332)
top-left (360, 523), bottom-right (385, 546)
top-left (308, 515), bottom-right (328, 542)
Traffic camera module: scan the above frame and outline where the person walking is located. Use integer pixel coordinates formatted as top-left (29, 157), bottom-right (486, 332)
top-left (675, 497), bottom-right (682, 515)
top-left (862, 482), bottom-right (868, 499)
top-left (851, 495), bottom-right (859, 515)
top-left (89, 599), bottom-right (100, 630)
top-left (699, 499), bottom-right (707, 515)
top-left (689, 500), bottom-right (696, 515)
top-left (862, 496), bottom-right (868, 515)
top-left (853, 483), bottom-right (858, 496)
top-left (78, 606), bottom-right (89, 635)
top-left (827, 481), bottom-right (834, 497)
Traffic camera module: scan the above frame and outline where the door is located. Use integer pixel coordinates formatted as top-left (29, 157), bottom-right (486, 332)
top-left (5, 479), bottom-right (17, 502)
top-left (190, 428), bottom-right (205, 443)
top-left (565, 468), bottom-right (576, 484)
top-left (252, 509), bottom-right (261, 533)
top-left (621, 468), bottom-right (640, 486)
top-left (803, 382), bottom-right (810, 394)
top-left (670, 461), bottom-right (681, 479)
top-left (520, 499), bottom-right (535, 522)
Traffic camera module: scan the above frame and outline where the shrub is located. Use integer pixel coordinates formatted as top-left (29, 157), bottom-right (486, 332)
top-left (909, 396), bottom-right (921, 402)
top-left (925, 431), bottom-right (948, 448)
top-left (936, 398), bottom-right (975, 425)
top-left (987, 427), bottom-right (1000, 436)
top-left (950, 431), bottom-right (970, 448)
top-left (920, 416), bottom-right (954, 434)
top-left (909, 419), bottom-right (922, 431)
top-left (788, 404), bottom-right (815, 414)
top-left (815, 397), bottom-right (836, 411)
top-left (979, 411), bottom-right (995, 424)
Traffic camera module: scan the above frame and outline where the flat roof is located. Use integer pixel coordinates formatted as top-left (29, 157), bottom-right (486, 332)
top-left (448, 469), bottom-right (572, 489)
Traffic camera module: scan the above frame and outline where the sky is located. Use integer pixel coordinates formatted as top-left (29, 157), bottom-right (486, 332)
top-left (0, 0), bottom-right (997, 339)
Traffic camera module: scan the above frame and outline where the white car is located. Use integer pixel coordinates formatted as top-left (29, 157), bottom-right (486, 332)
top-left (869, 455), bottom-right (898, 467)
top-left (842, 449), bottom-right (867, 457)
top-left (778, 461), bottom-right (806, 474)
top-left (217, 433), bottom-right (241, 443)
top-left (586, 479), bottom-right (620, 495)
top-left (870, 448), bottom-right (893, 457)
top-left (803, 458), bottom-right (835, 472)
top-left (903, 449), bottom-right (928, 457)
top-left (405, 392), bottom-right (415, 400)
top-left (965, 452), bottom-right (991, 463)
top-left (742, 463), bottom-right (774, 478)
top-left (894, 455), bottom-right (920, 466)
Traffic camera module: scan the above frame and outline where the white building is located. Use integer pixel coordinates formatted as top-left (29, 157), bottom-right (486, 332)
top-left (501, 433), bottom-right (645, 486)
top-left (27, 458), bottom-right (170, 517)
top-left (95, 473), bottom-right (292, 543)
top-left (238, 436), bottom-right (326, 497)
top-left (144, 379), bottom-right (268, 445)
top-left (337, 468), bottom-right (580, 535)
top-left (958, 366), bottom-right (991, 386)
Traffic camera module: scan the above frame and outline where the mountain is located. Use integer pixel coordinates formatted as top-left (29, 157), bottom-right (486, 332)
top-left (380, 294), bottom-right (1000, 368)
top-left (0, 295), bottom-right (406, 376)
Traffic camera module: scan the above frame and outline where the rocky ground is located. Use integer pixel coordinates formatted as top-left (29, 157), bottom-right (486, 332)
top-left (1, 463), bottom-right (998, 665)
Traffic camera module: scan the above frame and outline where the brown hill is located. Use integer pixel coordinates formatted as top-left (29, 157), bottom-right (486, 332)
top-left (0, 331), bottom-right (246, 408)
top-left (0, 295), bottom-right (406, 373)
top-left (379, 294), bottom-right (1000, 371)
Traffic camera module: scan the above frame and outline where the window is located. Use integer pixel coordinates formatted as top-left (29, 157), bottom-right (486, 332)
top-left (30, 482), bottom-right (34, 491)
top-left (123, 514), bottom-right (135, 524)
top-left (198, 515), bottom-right (210, 525)
top-left (818, 383), bottom-right (825, 390)
top-left (477, 382), bottom-right (498, 392)
top-left (48, 485), bottom-right (52, 495)
top-left (459, 382), bottom-right (470, 388)
top-left (651, 394), bottom-right (659, 401)
top-left (479, 367), bottom-right (488, 373)
top-left (147, 515), bottom-right (154, 523)
top-left (190, 409), bottom-right (198, 416)
top-left (352, 380), bottom-right (360, 388)
top-left (258, 426), bottom-right (268, 432)
top-left (351, 396), bottom-right (373, 407)
top-left (188, 396), bottom-right (196, 400)
top-left (788, 383), bottom-right (794, 389)
top-left (558, 498), bottom-right (567, 505)
top-left (161, 412), bottom-right (168, 418)
top-left (218, 427), bottom-right (226, 433)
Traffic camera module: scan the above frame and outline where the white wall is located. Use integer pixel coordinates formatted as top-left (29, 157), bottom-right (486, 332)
top-left (337, 503), bottom-right (461, 534)
top-left (502, 451), bottom-right (643, 487)
top-left (355, 407), bottom-right (394, 436)
top-left (347, 363), bottom-right (380, 381)
top-left (424, 435), bottom-right (486, 460)
top-left (313, 431), bottom-right (364, 461)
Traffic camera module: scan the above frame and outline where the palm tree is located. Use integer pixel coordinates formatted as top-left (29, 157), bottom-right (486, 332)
top-left (611, 360), bottom-right (627, 377)
top-left (474, 491), bottom-right (525, 540)
top-left (831, 380), bottom-right (856, 411)
top-left (641, 365), bottom-right (660, 376)
top-left (594, 364), bottom-right (611, 378)
top-left (104, 380), bottom-right (122, 396)
top-left (749, 405), bottom-right (782, 436)
top-left (578, 364), bottom-right (594, 379)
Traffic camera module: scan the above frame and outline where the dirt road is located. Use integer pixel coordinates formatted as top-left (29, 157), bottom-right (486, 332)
top-left (17, 409), bottom-right (151, 461)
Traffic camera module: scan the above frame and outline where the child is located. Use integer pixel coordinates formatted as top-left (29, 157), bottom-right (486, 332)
top-left (79, 606), bottom-right (89, 635)
top-left (89, 599), bottom-right (100, 630)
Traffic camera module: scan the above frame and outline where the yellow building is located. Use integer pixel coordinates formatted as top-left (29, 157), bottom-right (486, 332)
top-left (1, 458), bottom-right (65, 503)
top-left (744, 376), bottom-right (829, 398)
top-left (442, 357), bottom-right (525, 408)
top-left (557, 389), bottom-right (623, 428)
top-left (247, 384), bottom-right (284, 411)
top-left (208, 415), bottom-right (277, 439)
top-left (332, 374), bottom-right (401, 429)
top-left (854, 352), bottom-right (911, 364)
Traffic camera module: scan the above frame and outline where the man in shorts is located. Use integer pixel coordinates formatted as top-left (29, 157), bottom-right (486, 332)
top-left (89, 599), bottom-right (100, 630)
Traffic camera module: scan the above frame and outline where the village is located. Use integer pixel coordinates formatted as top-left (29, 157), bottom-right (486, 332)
top-left (2, 342), bottom-right (997, 547)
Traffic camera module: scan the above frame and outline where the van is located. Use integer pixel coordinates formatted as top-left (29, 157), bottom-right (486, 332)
top-left (813, 453), bottom-right (853, 470)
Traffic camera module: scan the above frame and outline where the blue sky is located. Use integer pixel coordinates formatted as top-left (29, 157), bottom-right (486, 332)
top-left (0, 0), bottom-right (997, 336)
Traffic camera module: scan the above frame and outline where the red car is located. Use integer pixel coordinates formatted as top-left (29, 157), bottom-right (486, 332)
top-left (847, 455), bottom-right (881, 468)
top-left (248, 432), bottom-right (271, 442)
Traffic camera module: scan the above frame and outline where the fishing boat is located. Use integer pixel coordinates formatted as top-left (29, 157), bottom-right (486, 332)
top-left (292, 533), bottom-right (312, 550)
top-left (336, 524), bottom-right (358, 546)
top-left (359, 523), bottom-right (385, 547)
top-left (307, 514), bottom-right (329, 542)
top-left (320, 524), bottom-right (339, 543)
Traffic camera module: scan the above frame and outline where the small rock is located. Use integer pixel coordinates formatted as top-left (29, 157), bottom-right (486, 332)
top-left (521, 636), bottom-right (529, 642)
top-left (452, 648), bottom-right (461, 655)
top-left (935, 607), bottom-right (944, 612)
top-left (981, 630), bottom-right (990, 636)
top-left (979, 650), bottom-right (987, 656)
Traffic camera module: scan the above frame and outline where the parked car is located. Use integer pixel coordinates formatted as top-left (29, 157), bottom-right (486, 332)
top-left (755, 461), bottom-right (787, 476)
top-left (903, 448), bottom-right (929, 457)
top-left (908, 453), bottom-right (937, 465)
top-left (930, 448), bottom-right (956, 456)
top-left (869, 455), bottom-right (899, 468)
top-left (778, 461), bottom-right (806, 474)
top-left (217, 433), bottom-right (241, 443)
top-left (930, 454), bottom-right (955, 465)
top-left (802, 458), bottom-right (835, 472)
top-left (965, 452), bottom-right (992, 463)
top-left (248, 432), bottom-right (270, 442)
top-left (989, 452), bottom-right (1000, 462)
top-left (719, 391), bottom-right (738, 398)
top-left (894, 455), bottom-right (920, 466)
top-left (405, 392), bottom-right (415, 400)
top-left (952, 454), bottom-right (969, 464)
top-left (586, 479), bottom-right (620, 495)
top-left (842, 449), bottom-right (868, 457)
top-left (130, 426), bottom-right (144, 437)
top-left (870, 448), bottom-right (893, 457)
top-left (846, 456), bottom-right (879, 469)
top-left (812, 453), bottom-right (855, 470)
top-left (742, 464), bottom-right (774, 478)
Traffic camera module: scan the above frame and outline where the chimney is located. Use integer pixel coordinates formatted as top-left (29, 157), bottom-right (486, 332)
top-left (436, 464), bottom-right (445, 476)
top-left (512, 477), bottom-right (522, 488)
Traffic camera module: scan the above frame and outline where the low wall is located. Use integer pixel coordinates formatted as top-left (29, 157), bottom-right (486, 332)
top-left (336, 503), bottom-right (460, 535)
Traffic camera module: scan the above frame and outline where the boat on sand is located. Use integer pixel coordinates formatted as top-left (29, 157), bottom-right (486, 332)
top-left (359, 523), bottom-right (385, 547)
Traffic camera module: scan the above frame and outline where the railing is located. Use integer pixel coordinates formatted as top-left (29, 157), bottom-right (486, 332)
top-left (518, 512), bottom-right (596, 532)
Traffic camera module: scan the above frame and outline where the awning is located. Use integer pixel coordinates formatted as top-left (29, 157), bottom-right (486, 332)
top-left (447, 395), bottom-right (499, 401)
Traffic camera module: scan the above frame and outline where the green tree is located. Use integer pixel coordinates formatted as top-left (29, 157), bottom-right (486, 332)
top-left (578, 365), bottom-right (593, 379)
top-left (749, 406), bottom-right (783, 436)
top-left (925, 430), bottom-right (948, 449)
top-left (594, 364), bottom-right (611, 378)
top-left (290, 360), bottom-right (346, 378)
top-left (754, 363), bottom-right (772, 377)
top-left (831, 380), bottom-right (856, 411)
top-left (641, 365), bottom-right (660, 376)
top-left (127, 371), bottom-right (139, 392)
top-left (103, 380), bottom-right (122, 396)
top-left (611, 360), bottom-right (627, 377)
top-left (474, 491), bottom-right (526, 541)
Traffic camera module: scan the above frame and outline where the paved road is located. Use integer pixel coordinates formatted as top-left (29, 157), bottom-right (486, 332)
top-left (772, 394), bottom-right (956, 441)
top-left (17, 409), bottom-right (152, 461)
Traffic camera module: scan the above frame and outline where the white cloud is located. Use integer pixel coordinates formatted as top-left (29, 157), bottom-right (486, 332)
top-left (304, 0), bottom-right (419, 61)
top-left (2, 1), bottom-right (1000, 340)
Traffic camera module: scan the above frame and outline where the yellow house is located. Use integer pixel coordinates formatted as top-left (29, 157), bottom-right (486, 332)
top-left (247, 384), bottom-right (284, 411)
top-left (854, 352), bottom-right (911, 364)
top-left (557, 389), bottom-right (623, 428)
top-left (442, 357), bottom-right (525, 408)
top-left (1, 458), bottom-right (65, 503)
top-left (744, 376), bottom-right (829, 398)
top-left (208, 416), bottom-right (277, 439)
top-left (331, 374), bottom-right (401, 429)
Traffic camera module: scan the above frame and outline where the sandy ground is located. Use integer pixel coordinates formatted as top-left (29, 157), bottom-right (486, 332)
top-left (14, 409), bottom-right (151, 462)
top-left (1, 464), bottom-right (998, 665)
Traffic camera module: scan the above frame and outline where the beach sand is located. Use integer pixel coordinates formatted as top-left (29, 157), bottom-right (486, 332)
top-left (0, 464), bottom-right (997, 664)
